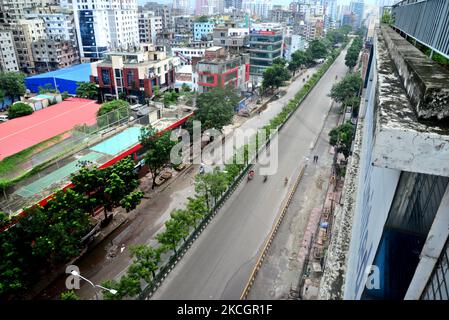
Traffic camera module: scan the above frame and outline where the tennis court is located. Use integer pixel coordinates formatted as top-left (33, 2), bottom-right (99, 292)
top-left (15, 152), bottom-right (102, 198)
top-left (90, 126), bottom-right (142, 155)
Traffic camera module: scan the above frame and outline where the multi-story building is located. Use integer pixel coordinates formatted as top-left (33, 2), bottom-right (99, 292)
top-left (90, 44), bottom-right (175, 102)
top-left (70, 0), bottom-right (139, 60)
top-left (341, 12), bottom-right (356, 29)
top-left (224, 0), bottom-right (243, 10)
top-left (0, 0), bottom-right (58, 23)
top-left (193, 21), bottom-right (215, 41)
top-left (320, 24), bottom-right (449, 300)
top-left (31, 39), bottom-right (80, 72)
top-left (143, 2), bottom-right (173, 32)
top-left (248, 23), bottom-right (283, 81)
top-left (171, 46), bottom-right (207, 66)
top-left (192, 46), bottom-right (249, 94)
top-left (242, 0), bottom-right (273, 19)
top-left (138, 10), bottom-right (163, 44)
top-left (0, 30), bottom-right (19, 72)
top-left (284, 34), bottom-right (307, 61)
top-left (25, 6), bottom-right (80, 72)
top-left (173, 15), bottom-right (193, 35)
top-left (349, 1), bottom-right (364, 29)
top-left (269, 7), bottom-right (294, 24)
top-left (173, 0), bottom-right (189, 16)
top-left (9, 18), bottom-right (46, 74)
top-left (213, 22), bottom-right (249, 53)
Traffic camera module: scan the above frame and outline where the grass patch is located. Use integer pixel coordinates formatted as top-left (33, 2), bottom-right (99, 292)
top-left (0, 134), bottom-right (64, 178)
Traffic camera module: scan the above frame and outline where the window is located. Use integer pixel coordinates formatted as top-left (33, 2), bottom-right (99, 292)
top-left (102, 69), bottom-right (111, 85)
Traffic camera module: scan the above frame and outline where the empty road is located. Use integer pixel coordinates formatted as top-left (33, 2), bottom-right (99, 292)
top-left (152, 46), bottom-right (349, 299)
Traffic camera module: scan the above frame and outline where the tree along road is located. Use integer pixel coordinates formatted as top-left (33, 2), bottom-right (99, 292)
top-left (152, 48), bottom-right (349, 299)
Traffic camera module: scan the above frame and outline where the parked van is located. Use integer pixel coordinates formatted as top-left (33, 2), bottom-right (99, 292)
top-left (0, 115), bottom-right (8, 122)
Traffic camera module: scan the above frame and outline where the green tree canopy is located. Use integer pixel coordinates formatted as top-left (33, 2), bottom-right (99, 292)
top-left (75, 82), bottom-right (98, 100)
top-left (194, 86), bottom-right (240, 132)
top-left (328, 122), bottom-right (355, 157)
top-left (261, 64), bottom-right (290, 92)
top-left (7, 102), bottom-right (33, 119)
top-left (0, 72), bottom-right (26, 100)
top-left (307, 39), bottom-right (329, 60)
top-left (139, 126), bottom-right (177, 189)
top-left (330, 73), bottom-right (362, 105)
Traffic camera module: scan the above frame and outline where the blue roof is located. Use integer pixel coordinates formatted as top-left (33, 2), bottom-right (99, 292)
top-left (25, 63), bottom-right (92, 94)
top-left (26, 63), bottom-right (91, 82)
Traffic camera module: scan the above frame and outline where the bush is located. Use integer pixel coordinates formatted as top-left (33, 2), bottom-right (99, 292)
top-left (61, 91), bottom-right (69, 100)
top-left (97, 99), bottom-right (129, 117)
top-left (7, 102), bottom-right (33, 119)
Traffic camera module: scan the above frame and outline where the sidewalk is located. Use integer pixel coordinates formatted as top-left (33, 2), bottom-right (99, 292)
top-left (37, 65), bottom-right (321, 300)
top-left (247, 101), bottom-right (341, 299)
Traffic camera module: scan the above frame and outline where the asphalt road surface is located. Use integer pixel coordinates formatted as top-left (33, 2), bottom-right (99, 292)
top-left (152, 47), bottom-right (350, 300)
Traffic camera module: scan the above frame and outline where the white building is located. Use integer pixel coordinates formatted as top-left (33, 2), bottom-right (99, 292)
top-left (0, 30), bottom-right (19, 72)
top-left (171, 47), bottom-right (206, 66)
top-left (69, 0), bottom-right (139, 60)
top-left (285, 34), bottom-right (307, 61)
top-left (242, 0), bottom-right (273, 19)
top-left (138, 11), bottom-right (163, 44)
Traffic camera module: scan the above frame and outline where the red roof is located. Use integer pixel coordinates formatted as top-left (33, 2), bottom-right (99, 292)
top-left (0, 98), bottom-right (100, 160)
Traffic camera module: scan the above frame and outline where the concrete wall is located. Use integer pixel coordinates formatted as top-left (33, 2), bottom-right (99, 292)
top-left (343, 37), bottom-right (401, 299)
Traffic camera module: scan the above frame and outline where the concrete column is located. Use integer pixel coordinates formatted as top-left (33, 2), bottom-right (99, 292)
top-left (404, 184), bottom-right (449, 300)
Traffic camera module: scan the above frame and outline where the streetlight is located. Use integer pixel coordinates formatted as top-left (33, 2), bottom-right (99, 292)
top-left (70, 270), bottom-right (118, 299)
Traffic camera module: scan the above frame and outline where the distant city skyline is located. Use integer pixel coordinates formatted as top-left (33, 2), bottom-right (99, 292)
top-left (137, 0), bottom-right (388, 8)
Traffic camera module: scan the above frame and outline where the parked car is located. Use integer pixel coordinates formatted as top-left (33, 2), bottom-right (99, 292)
top-left (0, 115), bottom-right (8, 122)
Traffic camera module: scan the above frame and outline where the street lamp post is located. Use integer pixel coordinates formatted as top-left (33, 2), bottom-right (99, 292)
top-left (70, 270), bottom-right (117, 300)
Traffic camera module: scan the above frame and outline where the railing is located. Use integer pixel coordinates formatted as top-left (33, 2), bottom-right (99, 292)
top-left (391, 0), bottom-right (449, 59)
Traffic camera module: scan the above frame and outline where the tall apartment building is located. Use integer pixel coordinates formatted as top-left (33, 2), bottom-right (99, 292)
top-left (213, 22), bottom-right (249, 53)
top-left (138, 10), bottom-right (163, 44)
top-left (0, 30), bottom-right (19, 72)
top-left (349, 0), bottom-right (364, 29)
top-left (0, 0), bottom-right (58, 23)
top-left (7, 18), bottom-right (46, 74)
top-left (70, 0), bottom-right (139, 60)
top-left (25, 6), bottom-right (80, 72)
top-left (173, 0), bottom-right (189, 15)
top-left (90, 44), bottom-right (175, 101)
top-left (242, 0), bottom-right (273, 19)
top-left (192, 46), bottom-right (250, 93)
top-left (224, 0), bottom-right (242, 10)
top-left (143, 2), bottom-right (173, 32)
top-left (248, 23), bottom-right (283, 81)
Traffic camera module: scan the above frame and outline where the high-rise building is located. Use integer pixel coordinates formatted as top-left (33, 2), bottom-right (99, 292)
top-left (350, 1), bottom-right (364, 29)
top-left (25, 6), bottom-right (80, 72)
top-left (138, 10), bottom-right (163, 44)
top-left (0, 30), bottom-right (19, 72)
top-left (173, 0), bottom-right (189, 15)
top-left (242, 0), bottom-right (273, 19)
top-left (70, 0), bottom-right (139, 60)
